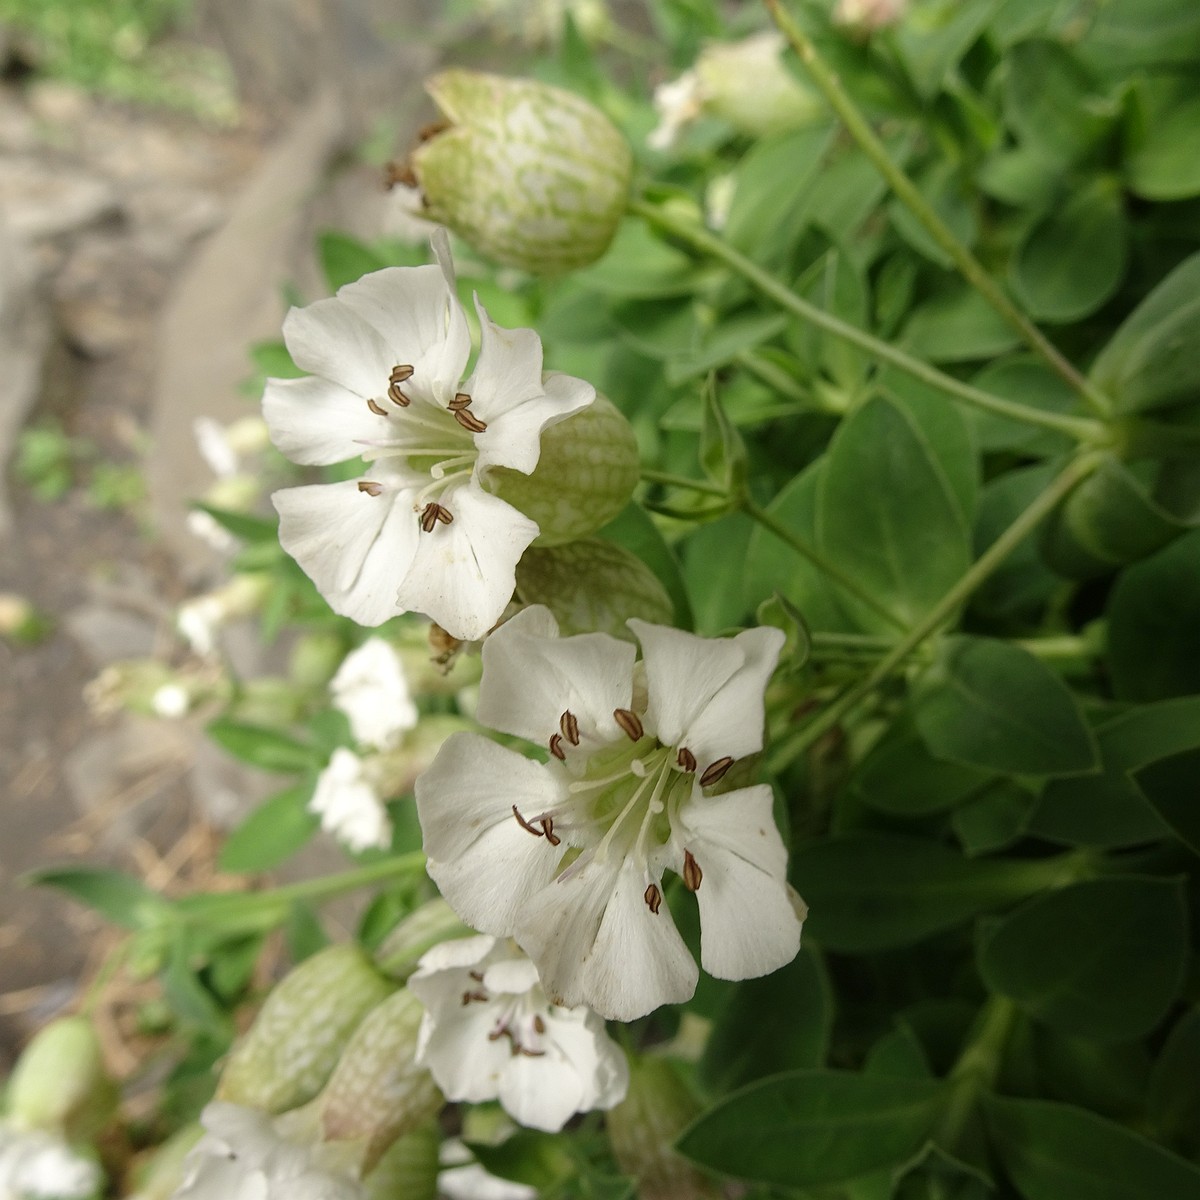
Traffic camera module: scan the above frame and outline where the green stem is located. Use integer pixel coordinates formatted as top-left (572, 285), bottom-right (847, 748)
top-left (630, 198), bottom-right (1106, 444)
top-left (743, 496), bottom-right (909, 632)
top-left (764, 0), bottom-right (1112, 419)
top-left (771, 451), bottom-right (1104, 768)
top-left (735, 349), bottom-right (839, 412)
top-left (938, 994), bottom-right (1020, 1151)
top-left (639, 468), bottom-right (727, 497)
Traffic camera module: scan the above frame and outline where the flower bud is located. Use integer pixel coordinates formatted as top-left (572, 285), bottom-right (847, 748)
top-left (606, 1058), bottom-right (721, 1200)
top-left (411, 70), bottom-right (632, 274)
top-left (490, 393), bottom-right (639, 546)
top-left (218, 944), bottom-right (395, 1113)
top-left (6, 1017), bottom-right (116, 1141)
top-left (315, 989), bottom-right (442, 1173)
top-left (514, 539), bottom-right (674, 639)
top-left (374, 899), bottom-right (472, 982)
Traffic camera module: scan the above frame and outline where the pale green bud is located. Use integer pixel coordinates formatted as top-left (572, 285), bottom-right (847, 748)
top-left (373, 898), bottom-right (472, 981)
top-left (515, 538), bottom-right (674, 639)
top-left (6, 1017), bottom-right (116, 1141)
top-left (606, 1058), bottom-right (721, 1200)
top-left (412, 70), bottom-right (632, 274)
top-left (125, 1123), bottom-right (204, 1200)
top-left (315, 990), bottom-right (442, 1174)
top-left (218, 944), bottom-right (394, 1113)
top-left (363, 1120), bottom-right (439, 1200)
top-left (491, 394), bottom-right (639, 545)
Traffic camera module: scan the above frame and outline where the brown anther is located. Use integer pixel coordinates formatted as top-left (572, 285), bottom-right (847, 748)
top-left (417, 120), bottom-right (449, 143)
top-left (643, 882), bottom-right (663, 914)
top-left (454, 407), bottom-right (488, 434)
top-left (383, 161), bottom-right (417, 189)
top-left (512, 805), bottom-right (544, 838)
top-left (448, 391), bottom-right (473, 411)
top-left (468, 970), bottom-right (485, 982)
top-left (560, 710), bottom-right (580, 746)
top-left (461, 989), bottom-right (488, 1006)
top-left (420, 502), bottom-right (440, 532)
top-left (682, 849), bottom-right (703, 892)
top-left (677, 747), bottom-right (697, 773)
top-left (613, 708), bottom-right (644, 741)
top-left (434, 504), bottom-right (453, 525)
top-left (367, 397), bottom-right (389, 417)
top-left (388, 382), bottom-right (412, 407)
top-left (548, 733), bottom-right (566, 761)
top-left (487, 1024), bottom-right (515, 1044)
top-left (541, 817), bottom-right (561, 847)
top-left (533, 1014), bottom-right (546, 1034)
top-left (389, 364), bottom-right (414, 384)
top-left (700, 755), bottom-right (735, 787)
top-left (357, 480), bottom-right (383, 496)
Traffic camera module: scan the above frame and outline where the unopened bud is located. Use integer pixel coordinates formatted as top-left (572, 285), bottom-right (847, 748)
top-left (374, 899), bottom-right (473, 981)
top-left (491, 393), bottom-right (639, 545)
top-left (411, 70), bottom-right (632, 274)
top-left (607, 1058), bottom-right (721, 1200)
top-left (515, 539), bottom-right (674, 639)
top-left (7, 1017), bottom-right (116, 1141)
top-left (218, 944), bottom-right (394, 1113)
top-left (315, 989), bottom-right (442, 1173)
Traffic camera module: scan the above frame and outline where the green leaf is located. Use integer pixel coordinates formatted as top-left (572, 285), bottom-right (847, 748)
top-left (953, 781), bottom-right (1036, 856)
top-left (817, 395), bottom-right (970, 629)
top-left (913, 636), bottom-right (1099, 777)
top-left (677, 1070), bottom-right (947, 1187)
top-left (791, 834), bottom-right (1057, 952)
top-left (467, 1132), bottom-right (575, 1191)
top-left (700, 948), bottom-right (832, 1093)
top-left (790, 243), bottom-right (872, 388)
top-left (984, 1094), bottom-right (1200, 1200)
top-left (206, 719), bottom-right (319, 774)
top-left (597, 503), bottom-right (693, 631)
top-left (1127, 77), bottom-right (1200, 201)
top-left (318, 231), bottom-right (389, 291)
top-left (892, 0), bottom-right (1000, 98)
top-left (664, 312), bottom-right (788, 388)
top-left (1135, 747), bottom-right (1200, 857)
top-left (978, 877), bottom-right (1187, 1040)
top-left (1106, 530), bottom-right (1200, 700)
top-left (193, 504), bottom-right (279, 544)
top-left (1028, 697), bottom-right (1200, 847)
top-left (965, 357), bottom-right (1078, 455)
top-left (1011, 178), bottom-right (1127, 322)
top-left (26, 866), bottom-right (171, 931)
top-left (1090, 252), bottom-right (1200, 416)
top-left (902, 285), bottom-right (1023, 362)
top-left (218, 782), bottom-right (320, 873)
top-left (575, 218), bottom-right (701, 298)
top-left (683, 514), bottom-right (754, 635)
top-left (889, 160), bottom-right (978, 269)
top-left (1148, 1007), bottom-right (1200, 1158)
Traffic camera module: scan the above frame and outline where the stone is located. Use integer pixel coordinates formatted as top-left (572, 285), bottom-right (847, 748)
top-left (0, 155), bottom-right (122, 241)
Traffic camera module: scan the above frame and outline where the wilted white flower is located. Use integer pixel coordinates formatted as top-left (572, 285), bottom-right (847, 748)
top-left (263, 229), bottom-right (593, 639)
top-left (416, 607), bottom-right (804, 1022)
top-left (331, 639), bottom-right (419, 750)
top-left (171, 1103), bottom-right (361, 1200)
top-left (310, 748), bottom-right (392, 852)
top-left (0, 1123), bottom-right (101, 1200)
top-left (410, 935), bottom-right (627, 1132)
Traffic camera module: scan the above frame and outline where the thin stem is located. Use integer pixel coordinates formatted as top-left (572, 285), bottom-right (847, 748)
top-left (630, 198), bottom-right (1107, 444)
top-left (772, 452), bottom-right (1104, 768)
top-left (743, 497), bottom-right (909, 632)
top-left (735, 349), bottom-right (838, 411)
top-left (764, 0), bottom-right (1112, 418)
top-left (639, 468), bottom-right (727, 497)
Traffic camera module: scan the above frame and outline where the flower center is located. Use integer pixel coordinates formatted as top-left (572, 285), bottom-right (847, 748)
top-left (462, 969), bottom-right (551, 1058)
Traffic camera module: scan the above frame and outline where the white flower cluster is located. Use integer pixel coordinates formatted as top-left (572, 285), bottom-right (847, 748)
top-left (0, 1123), bottom-right (100, 1200)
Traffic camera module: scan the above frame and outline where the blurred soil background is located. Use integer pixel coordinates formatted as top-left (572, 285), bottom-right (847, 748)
top-left (0, 0), bottom-right (501, 1066)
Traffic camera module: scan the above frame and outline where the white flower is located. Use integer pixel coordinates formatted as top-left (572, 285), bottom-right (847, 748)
top-left (263, 229), bottom-right (594, 639)
top-left (409, 935), bottom-right (627, 1132)
top-left (330, 639), bottom-right (419, 750)
top-left (0, 1123), bottom-right (100, 1200)
top-left (176, 576), bottom-right (269, 657)
top-left (415, 607), bottom-right (804, 1022)
top-left (438, 1140), bottom-right (536, 1200)
top-left (171, 1103), bottom-right (361, 1200)
top-left (310, 748), bottom-right (392, 852)
top-left (152, 683), bottom-right (191, 719)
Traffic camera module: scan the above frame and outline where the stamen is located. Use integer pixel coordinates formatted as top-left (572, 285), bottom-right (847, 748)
top-left (549, 733), bottom-right (566, 761)
top-left (468, 970), bottom-right (484, 982)
top-left (387, 382), bottom-right (411, 407)
top-left (541, 817), bottom-right (561, 847)
top-left (448, 392), bottom-right (473, 411)
top-left (367, 398), bottom-right (389, 417)
top-left (682, 849), bottom-right (703, 892)
top-left (533, 1014), bottom-right (546, 1034)
top-left (677, 747), bottom-right (697, 773)
top-left (389, 364), bottom-right (414, 384)
top-left (454, 408), bottom-right (488, 434)
top-left (435, 504), bottom-right (453, 525)
top-left (461, 989), bottom-right (489, 1005)
top-left (519, 1047), bottom-right (547, 1058)
top-left (644, 883), bottom-right (663, 914)
top-left (384, 161), bottom-right (417, 189)
top-left (613, 708), bottom-right (644, 741)
top-left (700, 756), bottom-right (734, 786)
top-left (560, 710), bottom-right (580, 746)
top-left (417, 119), bottom-right (449, 143)
top-left (512, 805), bottom-right (545, 838)
top-left (419, 502), bottom-right (453, 531)
top-left (357, 480), bottom-right (383, 496)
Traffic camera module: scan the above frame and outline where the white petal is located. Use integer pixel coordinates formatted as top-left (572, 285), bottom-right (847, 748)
top-left (482, 956), bottom-right (541, 995)
top-left (330, 638), bottom-right (418, 749)
top-left (677, 785), bottom-right (802, 981)
top-left (412, 933), bottom-right (496, 978)
top-left (476, 369), bottom-right (597, 476)
top-left (516, 860), bottom-right (698, 1022)
top-left (273, 472), bottom-right (421, 627)
top-left (631, 621), bottom-right (785, 767)
top-left (477, 604), bottom-right (637, 745)
top-left (416, 733), bottom-right (564, 936)
top-left (549, 1009), bottom-right (630, 1110)
top-left (283, 295), bottom-right (395, 399)
top-left (335, 257), bottom-right (471, 407)
top-left (396, 483), bottom-right (538, 642)
top-left (416, 1000), bottom-right (516, 1103)
top-left (498, 1045), bottom-right (586, 1132)
top-left (263, 375), bottom-right (388, 466)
